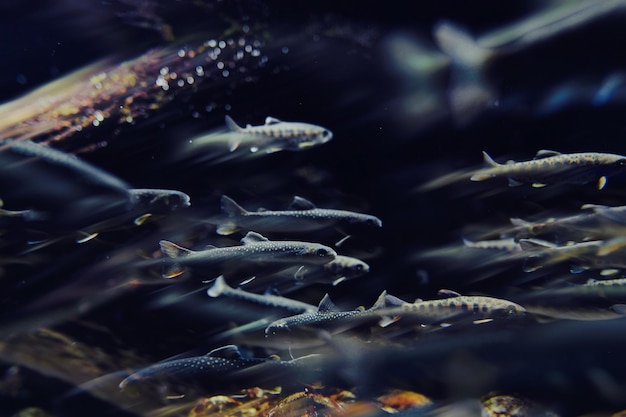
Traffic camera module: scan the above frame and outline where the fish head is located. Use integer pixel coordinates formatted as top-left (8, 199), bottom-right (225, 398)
top-left (265, 320), bottom-right (290, 338)
top-left (325, 258), bottom-right (370, 278)
top-left (283, 123), bottom-right (333, 151)
top-left (298, 243), bottom-right (337, 264)
top-left (490, 301), bottom-right (527, 319)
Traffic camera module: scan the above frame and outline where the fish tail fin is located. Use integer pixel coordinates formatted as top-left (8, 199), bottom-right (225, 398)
top-left (207, 275), bottom-right (230, 297)
top-left (433, 21), bottom-right (497, 125)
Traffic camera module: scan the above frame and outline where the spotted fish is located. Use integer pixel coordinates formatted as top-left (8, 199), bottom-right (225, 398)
top-left (119, 344), bottom-right (321, 391)
top-left (470, 150), bottom-right (626, 189)
top-left (159, 231), bottom-right (337, 278)
top-left (216, 195), bottom-right (382, 235)
top-left (225, 115), bottom-right (332, 153)
top-left (207, 275), bottom-right (317, 313)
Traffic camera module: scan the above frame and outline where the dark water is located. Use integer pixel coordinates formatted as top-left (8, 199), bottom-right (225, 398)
top-left (3, 1), bottom-right (626, 416)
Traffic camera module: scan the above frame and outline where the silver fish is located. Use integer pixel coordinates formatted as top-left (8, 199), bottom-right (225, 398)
top-left (207, 275), bottom-right (317, 313)
top-left (470, 150), bottom-right (626, 189)
top-left (519, 237), bottom-right (626, 273)
top-left (511, 203), bottom-right (626, 242)
top-left (159, 231), bottom-right (337, 278)
top-left (433, 0), bottom-right (626, 124)
top-left (225, 115), bottom-right (332, 153)
top-left (265, 291), bottom-right (390, 341)
top-left (216, 195), bottom-right (382, 235)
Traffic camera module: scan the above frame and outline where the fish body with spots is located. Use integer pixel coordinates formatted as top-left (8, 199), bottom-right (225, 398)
top-left (159, 231), bottom-right (336, 278)
top-left (471, 150), bottom-right (626, 189)
top-left (217, 195), bottom-right (382, 235)
top-left (119, 345), bottom-right (321, 392)
top-left (225, 115), bottom-right (332, 153)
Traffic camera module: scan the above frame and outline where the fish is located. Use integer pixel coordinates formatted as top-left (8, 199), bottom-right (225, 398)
top-left (224, 115), bottom-right (332, 153)
top-left (265, 290), bottom-right (526, 344)
top-left (207, 275), bottom-right (318, 313)
top-left (216, 195), bottom-right (382, 235)
top-left (119, 344), bottom-right (322, 392)
top-left (519, 238), bottom-right (626, 273)
top-left (470, 150), bottom-right (626, 189)
top-left (159, 231), bottom-right (337, 278)
top-left (127, 188), bottom-right (191, 212)
top-left (510, 204), bottom-right (626, 243)
top-left (264, 291), bottom-right (391, 343)
top-left (433, 0), bottom-right (626, 124)
top-left (381, 290), bottom-right (527, 326)
top-left (462, 237), bottom-right (521, 253)
top-left (0, 139), bottom-right (132, 230)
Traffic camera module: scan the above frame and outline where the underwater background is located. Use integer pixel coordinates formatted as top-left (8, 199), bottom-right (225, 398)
top-left (3, 1), bottom-right (626, 416)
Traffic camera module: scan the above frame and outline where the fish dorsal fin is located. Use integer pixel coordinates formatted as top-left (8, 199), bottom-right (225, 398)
top-left (241, 231), bottom-right (269, 244)
top-left (384, 293), bottom-right (408, 307)
top-left (221, 195), bottom-right (248, 216)
top-left (317, 294), bottom-right (338, 313)
top-left (438, 289), bottom-right (461, 298)
top-left (224, 115), bottom-right (242, 132)
top-left (371, 290), bottom-right (388, 310)
top-left (205, 244), bottom-right (217, 250)
top-left (159, 240), bottom-right (194, 258)
top-left (207, 345), bottom-right (243, 359)
top-left (265, 117), bottom-right (282, 125)
top-left (481, 151), bottom-right (500, 167)
top-left (533, 150), bottom-right (561, 159)
top-left (289, 196), bottom-right (316, 210)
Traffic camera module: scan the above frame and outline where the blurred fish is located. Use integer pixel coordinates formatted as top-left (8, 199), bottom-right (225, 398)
top-left (119, 344), bottom-right (322, 393)
top-left (520, 237), bottom-right (626, 273)
top-left (463, 237), bottom-right (521, 252)
top-left (511, 203), bottom-right (626, 243)
top-left (159, 231), bottom-right (337, 278)
top-left (207, 275), bottom-right (317, 313)
top-left (265, 291), bottom-right (390, 343)
top-left (127, 188), bottom-right (191, 213)
top-left (433, 0), bottom-right (626, 124)
top-left (216, 195), bottom-right (382, 235)
top-left (382, 290), bottom-right (527, 326)
top-left (225, 115), bottom-right (333, 153)
top-left (470, 150), bottom-right (626, 189)
top-left (0, 139), bottom-right (131, 230)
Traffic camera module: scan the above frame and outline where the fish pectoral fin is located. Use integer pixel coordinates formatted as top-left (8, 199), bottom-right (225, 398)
top-left (598, 176), bottom-right (607, 190)
top-left (469, 172), bottom-right (493, 182)
top-left (531, 182), bottom-right (548, 188)
top-left (508, 178), bottom-right (524, 187)
top-left (162, 262), bottom-right (185, 279)
top-left (378, 315), bottom-right (401, 328)
top-left (228, 137), bottom-right (241, 152)
top-left (610, 304), bottom-right (626, 315)
top-left (216, 223), bottom-right (239, 235)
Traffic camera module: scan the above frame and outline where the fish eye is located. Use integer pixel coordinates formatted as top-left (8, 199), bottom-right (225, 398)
top-left (354, 264), bottom-right (363, 272)
top-left (618, 159), bottom-right (626, 166)
top-left (322, 130), bottom-right (330, 137)
top-left (316, 248), bottom-right (330, 257)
